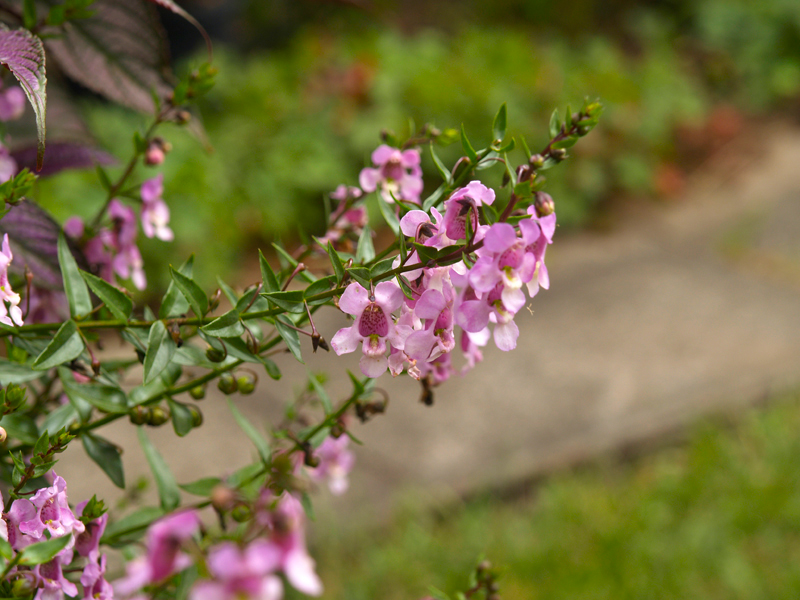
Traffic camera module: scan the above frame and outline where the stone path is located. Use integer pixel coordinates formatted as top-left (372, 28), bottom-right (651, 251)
top-left (59, 121), bottom-right (800, 528)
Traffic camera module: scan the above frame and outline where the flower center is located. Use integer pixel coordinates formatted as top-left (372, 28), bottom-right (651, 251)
top-left (358, 303), bottom-right (389, 337)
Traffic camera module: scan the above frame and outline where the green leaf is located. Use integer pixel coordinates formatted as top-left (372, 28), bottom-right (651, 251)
top-left (32, 319), bottom-right (85, 370)
top-left (57, 367), bottom-right (92, 421)
top-left (346, 268), bottom-right (371, 289)
top-left (355, 225), bottom-right (375, 264)
top-left (200, 309), bottom-right (244, 338)
top-left (170, 266), bottom-right (208, 317)
top-left (179, 476), bottom-right (221, 496)
top-left (80, 269), bottom-right (132, 321)
top-left (430, 143), bottom-right (452, 184)
top-left (460, 124), bottom-right (478, 165)
top-left (272, 242), bottom-right (315, 283)
top-left (369, 258), bottom-right (395, 281)
top-left (143, 321), bottom-right (177, 384)
top-left (549, 108), bottom-right (561, 139)
top-left (0, 413), bottom-right (39, 445)
top-left (304, 276), bottom-right (335, 303)
top-left (275, 315), bottom-right (303, 363)
top-left (19, 534), bottom-right (72, 566)
top-left (58, 232), bottom-right (92, 318)
top-left (378, 197), bottom-right (400, 235)
top-left (102, 506), bottom-right (164, 545)
top-left (492, 102), bottom-right (507, 142)
top-left (326, 242), bottom-right (345, 285)
top-left (40, 402), bottom-right (78, 436)
top-left (138, 428), bottom-right (180, 511)
top-left (262, 290), bottom-right (305, 314)
top-left (227, 398), bottom-right (270, 463)
top-left (0, 358), bottom-right (41, 384)
top-left (307, 371), bottom-right (332, 414)
top-left (82, 433), bottom-right (125, 488)
top-left (168, 398), bottom-right (194, 437)
top-left (160, 255), bottom-right (193, 318)
top-left (551, 136), bottom-right (578, 150)
top-left (397, 275), bottom-right (414, 300)
top-left (216, 277), bottom-right (239, 306)
top-left (0, 537), bottom-right (12, 560)
top-left (62, 378), bottom-right (129, 415)
top-left (259, 249), bottom-right (280, 292)
top-left (423, 183), bottom-right (447, 211)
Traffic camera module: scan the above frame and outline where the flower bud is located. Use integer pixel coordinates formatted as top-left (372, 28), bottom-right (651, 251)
top-left (176, 110), bottom-right (191, 124)
top-left (11, 574), bottom-right (37, 596)
top-left (0, 426), bottom-right (7, 443)
top-left (217, 373), bottom-right (238, 395)
top-left (189, 405), bottom-right (203, 428)
top-left (236, 375), bottom-right (256, 395)
top-left (144, 137), bottom-right (171, 166)
top-left (189, 385), bottom-right (206, 400)
top-left (209, 289), bottom-right (222, 313)
top-left (148, 405), bottom-right (170, 426)
top-left (533, 191), bottom-right (555, 217)
top-left (211, 484), bottom-right (236, 512)
top-left (231, 503), bottom-right (252, 523)
top-left (128, 405), bottom-right (150, 425)
top-left (5, 384), bottom-right (26, 409)
top-left (529, 154), bottom-right (545, 169)
top-left (550, 148), bottom-right (567, 162)
top-left (206, 347), bottom-right (226, 363)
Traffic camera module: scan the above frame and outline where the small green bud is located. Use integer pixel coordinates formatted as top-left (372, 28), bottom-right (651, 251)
top-left (189, 385), bottom-right (206, 400)
top-left (206, 348), bottom-right (226, 363)
top-left (236, 375), bottom-right (256, 395)
top-left (550, 148), bottom-right (567, 162)
top-left (529, 153), bottom-right (545, 169)
top-left (231, 504), bottom-right (251, 523)
top-left (148, 406), bottom-right (170, 426)
top-left (11, 574), bottom-right (37, 596)
top-left (5, 384), bottom-right (26, 409)
top-left (217, 373), bottom-right (238, 395)
top-left (189, 405), bottom-right (203, 428)
top-left (129, 405), bottom-right (150, 425)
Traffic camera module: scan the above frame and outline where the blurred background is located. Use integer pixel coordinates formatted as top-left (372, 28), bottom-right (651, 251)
top-left (44, 0), bottom-right (800, 598)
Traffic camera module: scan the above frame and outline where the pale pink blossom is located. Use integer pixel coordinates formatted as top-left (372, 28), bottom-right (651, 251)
top-left (359, 145), bottom-right (423, 204)
top-left (0, 85), bottom-right (25, 121)
top-left (441, 181), bottom-right (495, 240)
top-left (0, 234), bottom-right (23, 326)
top-left (308, 435), bottom-right (355, 495)
top-left (140, 174), bottom-right (173, 241)
top-left (189, 542), bottom-right (283, 600)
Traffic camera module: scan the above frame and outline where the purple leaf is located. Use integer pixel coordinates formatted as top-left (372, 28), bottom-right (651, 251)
top-left (147, 0), bottom-right (212, 61)
top-left (44, 0), bottom-right (172, 113)
top-left (0, 26), bottom-right (46, 171)
top-left (11, 142), bottom-right (116, 177)
top-left (0, 201), bottom-right (88, 289)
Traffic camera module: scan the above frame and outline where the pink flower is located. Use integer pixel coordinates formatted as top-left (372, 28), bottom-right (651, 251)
top-left (22, 474), bottom-right (84, 541)
top-left (115, 510), bottom-right (200, 596)
top-left (257, 492), bottom-right (322, 596)
top-left (0, 143), bottom-right (17, 183)
top-left (108, 200), bottom-right (146, 289)
top-left (81, 555), bottom-right (113, 600)
top-left (74, 500), bottom-right (108, 562)
top-left (441, 181), bottom-right (495, 240)
top-left (359, 145), bottom-right (423, 204)
top-left (34, 557), bottom-right (78, 600)
top-left (0, 85), bottom-right (25, 122)
top-left (140, 174), bottom-right (173, 241)
top-left (0, 234), bottom-right (23, 326)
top-left (308, 435), bottom-right (355, 495)
top-left (520, 207), bottom-right (556, 297)
top-left (331, 281), bottom-right (410, 378)
top-left (5, 497), bottom-right (36, 550)
top-left (189, 542), bottom-right (283, 600)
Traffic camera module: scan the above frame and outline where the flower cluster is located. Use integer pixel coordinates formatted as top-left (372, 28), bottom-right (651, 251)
top-left (331, 176), bottom-right (555, 383)
top-left (0, 233), bottom-right (22, 326)
top-left (63, 175), bottom-right (173, 293)
top-left (1, 475), bottom-right (111, 600)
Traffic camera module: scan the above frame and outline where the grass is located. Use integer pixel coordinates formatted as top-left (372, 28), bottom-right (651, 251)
top-left (302, 390), bottom-right (800, 599)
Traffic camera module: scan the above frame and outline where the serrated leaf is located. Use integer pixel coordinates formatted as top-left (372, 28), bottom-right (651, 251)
top-left (0, 26), bottom-right (46, 170)
top-left (200, 309), bottom-right (244, 338)
top-left (19, 533), bottom-right (71, 566)
top-left (44, 0), bottom-right (171, 112)
top-left (326, 242), bottom-right (345, 284)
top-left (80, 269), bottom-right (132, 321)
top-left (146, 0), bottom-right (212, 60)
top-left (460, 124), bottom-right (478, 165)
top-left (170, 265), bottom-right (208, 317)
top-left (492, 102), bottom-right (507, 142)
top-left (58, 232), bottom-right (92, 318)
top-left (82, 433), bottom-right (125, 488)
top-left (179, 476), bottom-right (221, 496)
top-left (259, 250), bottom-right (279, 292)
top-left (32, 319), bottom-right (85, 370)
top-left (262, 290), bottom-right (304, 314)
top-left (143, 320), bottom-right (177, 384)
top-left (275, 315), bottom-right (302, 363)
top-left (160, 255), bottom-right (193, 318)
top-left (355, 225), bottom-right (375, 264)
top-left (227, 398), bottom-right (270, 463)
top-left (138, 428), bottom-right (180, 511)
top-left (167, 398), bottom-right (193, 437)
